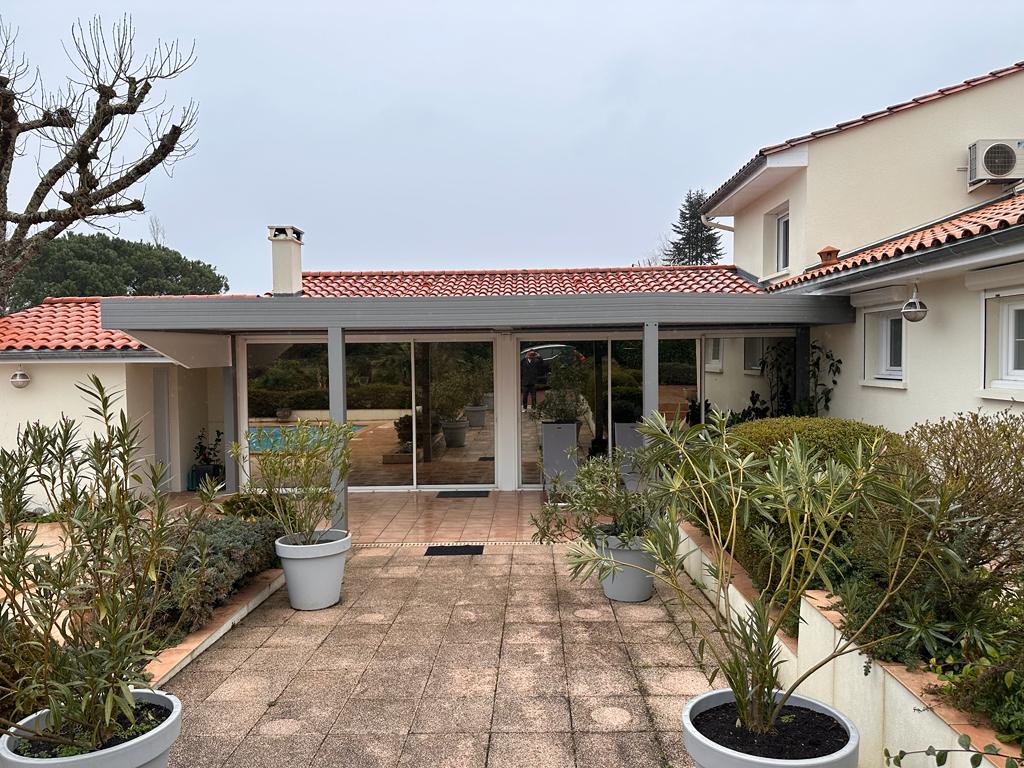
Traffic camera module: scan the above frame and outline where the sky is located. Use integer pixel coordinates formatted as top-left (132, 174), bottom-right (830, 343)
top-left (4, 1), bottom-right (1023, 293)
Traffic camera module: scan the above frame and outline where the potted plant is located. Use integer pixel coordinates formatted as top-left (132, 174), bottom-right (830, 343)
top-left (569, 411), bottom-right (956, 767)
top-left (431, 371), bottom-right (471, 448)
top-left (0, 377), bottom-right (215, 767)
top-left (463, 367), bottom-right (492, 428)
top-left (537, 355), bottom-right (588, 485)
top-left (190, 427), bottom-right (223, 489)
top-left (233, 420), bottom-right (355, 611)
top-left (533, 452), bottom-right (659, 602)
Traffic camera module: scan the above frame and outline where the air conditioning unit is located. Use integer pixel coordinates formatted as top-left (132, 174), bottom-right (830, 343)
top-left (968, 139), bottom-right (1024, 186)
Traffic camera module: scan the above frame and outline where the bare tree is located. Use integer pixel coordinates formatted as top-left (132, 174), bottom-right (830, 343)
top-left (148, 214), bottom-right (165, 246)
top-left (0, 15), bottom-right (196, 307)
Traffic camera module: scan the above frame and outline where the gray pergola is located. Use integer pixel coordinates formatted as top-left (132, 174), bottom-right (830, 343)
top-left (102, 291), bottom-right (853, 519)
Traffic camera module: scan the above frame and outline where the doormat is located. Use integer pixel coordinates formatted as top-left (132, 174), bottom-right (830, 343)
top-left (478, 456), bottom-right (495, 462)
top-left (425, 544), bottom-right (485, 556)
top-left (436, 490), bottom-right (490, 498)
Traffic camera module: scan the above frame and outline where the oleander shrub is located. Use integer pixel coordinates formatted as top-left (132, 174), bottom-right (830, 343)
top-left (155, 515), bottom-right (282, 638)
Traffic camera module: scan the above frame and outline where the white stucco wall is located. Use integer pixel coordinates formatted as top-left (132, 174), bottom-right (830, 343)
top-left (703, 337), bottom-right (770, 414)
top-left (814, 275), bottom-right (1024, 432)
top-left (731, 73), bottom-right (1024, 281)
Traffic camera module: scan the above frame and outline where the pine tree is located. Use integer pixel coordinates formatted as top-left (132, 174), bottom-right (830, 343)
top-left (661, 189), bottom-right (723, 266)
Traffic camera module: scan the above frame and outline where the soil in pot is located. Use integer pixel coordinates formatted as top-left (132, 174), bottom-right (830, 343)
top-left (14, 702), bottom-right (171, 759)
top-left (692, 701), bottom-right (849, 760)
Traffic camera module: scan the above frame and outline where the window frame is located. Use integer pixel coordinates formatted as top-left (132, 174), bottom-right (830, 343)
top-left (877, 313), bottom-right (904, 380)
top-left (999, 300), bottom-right (1024, 384)
top-left (743, 337), bottom-right (764, 373)
top-left (776, 213), bottom-right (790, 272)
top-left (704, 337), bottom-right (723, 373)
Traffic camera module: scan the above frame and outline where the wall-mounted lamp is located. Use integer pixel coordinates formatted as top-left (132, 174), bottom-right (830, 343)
top-left (901, 285), bottom-right (928, 323)
top-left (9, 366), bottom-right (31, 389)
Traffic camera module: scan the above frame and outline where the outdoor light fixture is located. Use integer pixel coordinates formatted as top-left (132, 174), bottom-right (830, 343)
top-left (901, 285), bottom-right (928, 323)
top-left (9, 366), bottom-right (31, 389)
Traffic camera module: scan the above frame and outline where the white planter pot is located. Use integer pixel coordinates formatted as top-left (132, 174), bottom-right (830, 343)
top-left (598, 535), bottom-right (655, 602)
top-left (682, 689), bottom-right (859, 768)
top-left (0, 690), bottom-right (181, 768)
top-left (276, 529), bottom-right (353, 611)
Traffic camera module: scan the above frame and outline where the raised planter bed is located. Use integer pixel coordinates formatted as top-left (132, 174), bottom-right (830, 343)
top-left (146, 568), bottom-right (284, 686)
top-left (678, 522), bottom-right (1018, 768)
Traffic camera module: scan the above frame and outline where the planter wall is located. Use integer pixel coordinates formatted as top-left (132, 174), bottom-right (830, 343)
top-left (677, 523), bottom-right (1010, 768)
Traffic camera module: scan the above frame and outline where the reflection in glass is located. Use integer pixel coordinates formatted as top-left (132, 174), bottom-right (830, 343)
top-left (345, 343), bottom-right (413, 487)
top-left (658, 339), bottom-right (698, 423)
top-left (246, 342), bottom-right (329, 482)
top-left (414, 341), bottom-right (495, 485)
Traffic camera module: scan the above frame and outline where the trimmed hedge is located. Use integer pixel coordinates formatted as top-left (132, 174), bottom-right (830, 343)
top-left (247, 387), bottom-right (328, 417)
top-left (730, 416), bottom-right (911, 463)
top-left (659, 360), bottom-right (697, 386)
top-left (155, 516), bottom-right (281, 638)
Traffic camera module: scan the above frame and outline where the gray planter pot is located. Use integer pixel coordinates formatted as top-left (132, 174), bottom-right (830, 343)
top-left (541, 422), bottom-right (578, 486)
top-left (613, 422), bottom-right (644, 491)
top-left (482, 393), bottom-right (494, 409)
top-left (0, 689), bottom-right (181, 768)
top-left (441, 419), bottom-right (469, 448)
top-left (276, 529), bottom-right (353, 611)
top-left (682, 689), bottom-right (860, 768)
top-left (598, 534), bottom-right (655, 602)
top-left (464, 405), bottom-right (487, 428)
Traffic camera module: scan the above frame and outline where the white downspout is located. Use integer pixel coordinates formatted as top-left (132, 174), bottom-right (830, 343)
top-left (701, 213), bottom-right (735, 233)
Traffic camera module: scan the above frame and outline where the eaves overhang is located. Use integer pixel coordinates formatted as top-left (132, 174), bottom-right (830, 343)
top-left (102, 292), bottom-right (854, 334)
top-left (701, 146), bottom-right (808, 218)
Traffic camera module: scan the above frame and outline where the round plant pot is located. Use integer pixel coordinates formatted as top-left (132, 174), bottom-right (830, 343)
top-left (464, 405), bottom-right (487, 428)
top-left (598, 535), bottom-right (656, 602)
top-left (0, 689), bottom-right (181, 768)
top-left (681, 689), bottom-right (860, 768)
top-left (441, 420), bottom-right (469, 448)
top-left (275, 529), bottom-right (352, 611)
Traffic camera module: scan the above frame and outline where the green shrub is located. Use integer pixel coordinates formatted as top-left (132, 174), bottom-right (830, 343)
top-left (155, 515), bottom-right (281, 637)
top-left (347, 382), bottom-right (410, 409)
top-left (247, 387), bottom-right (329, 417)
top-left (730, 416), bottom-right (910, 461)
top-left (221, 492), bottom-right (280, 520)
top-left (609, 369), bottom-right (639, 388)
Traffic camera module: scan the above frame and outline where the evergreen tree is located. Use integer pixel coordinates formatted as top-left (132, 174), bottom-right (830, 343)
top-left (661, 189), bottom-right (723, 266)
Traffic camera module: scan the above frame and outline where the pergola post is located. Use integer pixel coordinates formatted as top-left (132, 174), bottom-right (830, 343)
top-left (793, 326), bottom-right (811, 410)
top-left (327, 326), bottom-right (348, 530)
top-left (642, 321), bottom-right (659, 421)
top-left (222, 344), bottom-right (239, 493)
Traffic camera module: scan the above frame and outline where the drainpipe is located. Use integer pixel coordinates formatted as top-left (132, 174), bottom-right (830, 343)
top-left (701, 214), bottom-right (734, 233)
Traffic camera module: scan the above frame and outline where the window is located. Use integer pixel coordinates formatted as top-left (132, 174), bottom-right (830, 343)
top-left (996, 301), bottom-right (1024, 386)
top-left (743, 337), bottom-right (764, 372)
top-left (864, 310), bottom-right (903, 381)
top-left (704, 337), bottom-right (722, 372)
top-left (776, 213), bottom-right (790, 271)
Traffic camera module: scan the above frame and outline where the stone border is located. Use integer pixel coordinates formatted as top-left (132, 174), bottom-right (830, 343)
top-left (678, 523), bottom-right (1018, 768)
top-left (145, 569), bottom-right (285, 686)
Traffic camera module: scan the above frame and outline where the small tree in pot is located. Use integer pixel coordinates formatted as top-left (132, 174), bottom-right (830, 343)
top-left (0, 377), bottom-right (216, 767)
top-left (233, 420), bottom-right (354, 611)
top-left (532, 452), bottom-right (660, 602)
top-left (568, 412), bottom-right (956, 767)
top-left (431, 371), bottom-right (471, 448)
top-left (537, 357), bottom-right (588, 485)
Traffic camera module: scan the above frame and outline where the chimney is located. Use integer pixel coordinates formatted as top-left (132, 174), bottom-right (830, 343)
top-left (268, 225), bottom-right (304, 295)
top-left (817, 245), bottom-right (840, 266)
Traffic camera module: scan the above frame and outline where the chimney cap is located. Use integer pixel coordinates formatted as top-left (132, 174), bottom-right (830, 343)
top-left (817, 245), bottom-right (840, 265)
top-left (267, 225), bottom-right (304, 243)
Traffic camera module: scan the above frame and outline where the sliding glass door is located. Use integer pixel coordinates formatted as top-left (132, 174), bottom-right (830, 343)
top-left (343, 339), bottom-right (494, 488)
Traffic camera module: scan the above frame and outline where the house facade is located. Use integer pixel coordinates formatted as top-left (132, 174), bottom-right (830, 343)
top-left (4, 61), bottom-right (1024, 508)
top-left (702, 61), bottom-right (1024, 430)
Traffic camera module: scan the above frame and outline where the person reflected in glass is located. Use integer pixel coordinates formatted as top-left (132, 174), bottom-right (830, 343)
top-left (521, 349), bottom-right (546, 413)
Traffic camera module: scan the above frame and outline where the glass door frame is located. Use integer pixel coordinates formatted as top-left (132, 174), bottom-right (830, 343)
top-left (343, 332), bottom-right (497, 491)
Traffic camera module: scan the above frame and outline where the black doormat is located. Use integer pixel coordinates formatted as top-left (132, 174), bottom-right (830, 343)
top-left (436, 490), bottom-right (490, 498)
top-left (478, 456), bottom-right (495, 462)
top-left (425, 544), bottom-right (485, 556)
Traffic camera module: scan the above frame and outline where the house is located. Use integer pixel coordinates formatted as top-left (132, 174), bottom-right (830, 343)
top-left (5, 61), bottom-right (1023, 511)
top-left (701, 61), bottom-right (1024, 430)
top-left (0, 297), bottom-right (227, 495)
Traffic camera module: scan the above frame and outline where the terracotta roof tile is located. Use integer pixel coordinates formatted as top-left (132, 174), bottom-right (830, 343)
top-left (704, 61), bottom-right (1024, 213)
top-left (300, 264), bottom-right (762, 298)
top-left (768, 194), bottom-right (1024, 291)
top-left (0, 297), bottom-right (144, 352)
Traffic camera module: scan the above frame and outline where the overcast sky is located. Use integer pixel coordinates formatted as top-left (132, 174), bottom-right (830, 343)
top-left (5, 1), bottom-right (1023, 293)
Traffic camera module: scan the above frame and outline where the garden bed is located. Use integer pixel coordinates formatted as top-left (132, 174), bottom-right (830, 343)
top-left (678, 521), bottom-right (1017, 768)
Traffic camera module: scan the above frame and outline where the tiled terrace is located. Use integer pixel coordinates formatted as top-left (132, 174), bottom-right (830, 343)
top-left (348, 491), bottom-right (543, 544)
top-left (166, 544), bottom-right (708, 768)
